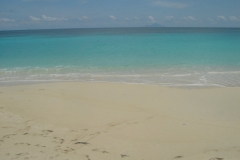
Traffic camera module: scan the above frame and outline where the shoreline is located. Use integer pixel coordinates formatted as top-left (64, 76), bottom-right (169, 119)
top-left (1, 82), bottom-right (240, 159)
top-left (0, 80), bottom-right (232, 88)
top-left (1, 66), bottom-right (240, 87)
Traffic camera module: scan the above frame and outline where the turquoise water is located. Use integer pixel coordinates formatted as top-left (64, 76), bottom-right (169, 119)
top-left (1, 28), bottom-right (240, 86)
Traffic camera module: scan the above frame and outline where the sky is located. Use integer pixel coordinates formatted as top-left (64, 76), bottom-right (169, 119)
top-left (1, 0), bottom-right (240, 30)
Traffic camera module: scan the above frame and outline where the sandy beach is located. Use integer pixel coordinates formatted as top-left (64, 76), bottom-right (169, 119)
top-left (0, 82), bottom-right (240, 160)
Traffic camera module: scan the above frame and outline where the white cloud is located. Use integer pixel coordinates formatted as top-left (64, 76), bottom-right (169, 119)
top-left (125, 18), bottom-right (129, 20)
top-left (153, 1), bottom-right (187, 9)
top-left (110, 15), bottom-right (116, 20)
top-left (229, 16), bottom-right (239, 21)
top-left (182, 16), bottom-right (196, 21)
top-left (42, 15), bottom-right (67, 21)
top-left (29, 15), bottom-right (67, 21)
top-left (0, 18), bottom-right (15, 22)
top-left (149, 16), bottom-right (155, 22)
top-left (29, 16), bottom-right (40, 21)
top-left (217, 16), bottom-right (226, 21)
top-left (134, 16), bottom-right (139, 20)
top-left (78, 16), bottom-right (89, 20)
top-left (165, 16), bottom-right (174, 20)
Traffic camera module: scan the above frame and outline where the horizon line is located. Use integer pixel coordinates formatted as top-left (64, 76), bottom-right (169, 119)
top-left (1, 26), bottom-right (240, 32)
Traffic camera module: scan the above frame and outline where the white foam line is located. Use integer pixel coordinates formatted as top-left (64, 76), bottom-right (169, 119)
top-left (0, 79), bottom-right (228, 87)
top-left (208, 71), bottom-right (240, 74)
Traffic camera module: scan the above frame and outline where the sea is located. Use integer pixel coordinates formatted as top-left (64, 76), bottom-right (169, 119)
top-left (1, 27), bottom-right (240, 87)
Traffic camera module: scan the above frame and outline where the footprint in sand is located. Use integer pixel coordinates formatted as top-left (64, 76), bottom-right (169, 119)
top-left (42, 130), bottom-right (53, 133)
top-left (1, 126), bottom-right (12, 129)
top-left (204, 149), bottom-right (218, 153)
top-left (121, 154), bottom-right (129, 158)
top-left (86, 155), bottom-right (91, 160)
top-left (53, 138), bottom-right (64, 144)
top-left (174, 156), bottom-right (183, 159)
top-left (70, 129), bottom-right (77, 132)
top-left (71, 138), bottom-right (78, 142)
top-left (16, 153), bottom-right (29, 156)
top-left (35, 144), bottom-right (46, 148)
top-left (209, 158), bottom-right (224, 160)
top-left (15, 143), bottom-right (31, 146)
top-left (17, 126), bottom-right (31, 133)
top-left (59, 139), bottom-right (64, 144)
top-left (92, 148), bottom-right (109, 154)
top-left (75, 142), bottom-right (89, 145)
top-left (5, 153), bottom-right (10, 156)
top-left (62, 147), bottom-right (75, 154)
top-left (2, 134), bottom-right (16, 139)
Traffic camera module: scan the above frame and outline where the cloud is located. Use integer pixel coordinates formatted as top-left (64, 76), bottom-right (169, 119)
top-left (42, 15), bottom-right (67, 21)
top-left (149, 16), bottom-right (156, 22)
top-left (78, 16), bottom-right (89, 20)
top-left (29, 15), bottom-right (67, 21)
top-left (153, 1), bottom-right (187, 9)
top-left (217, 16), bottom-right (226, 21)
top-left (125, 18), bottom-right (129, 20)
top-left (229, 16), bottom-right (239, 21)
top-left (29, 16), bottom-right (40, 21)
top-left (182, 16), bottom-right (196, 21)
top-left (165, 16), bottom-right (174, 20)
top-left (134, 16), bottom-right (139, 20)
top-left (110, 15), bottom-right (116, 20)
top-left (0, 18), bottom-right (15, 22)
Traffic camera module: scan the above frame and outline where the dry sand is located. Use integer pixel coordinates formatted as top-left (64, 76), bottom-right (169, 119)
top-left (0, 82), bottom-right (240, 160)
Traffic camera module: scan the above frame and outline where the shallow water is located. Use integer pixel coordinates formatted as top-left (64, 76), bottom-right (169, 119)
top-left (1, 28), bottom-right (240, 86)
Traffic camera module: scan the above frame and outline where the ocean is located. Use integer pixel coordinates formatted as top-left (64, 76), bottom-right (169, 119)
top-left (1, 27), bottom-right (240, 86)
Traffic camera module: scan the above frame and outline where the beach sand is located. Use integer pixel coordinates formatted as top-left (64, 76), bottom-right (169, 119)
top-left (0, 82), bottom-right (240, 160)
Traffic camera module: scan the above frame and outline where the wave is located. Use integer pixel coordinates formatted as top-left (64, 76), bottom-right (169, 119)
top-left (1, 66), bottom-right (240, 87)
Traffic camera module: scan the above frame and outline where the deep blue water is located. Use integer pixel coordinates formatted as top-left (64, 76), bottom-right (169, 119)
top-left (1, 28), bottom-right (240, 86)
